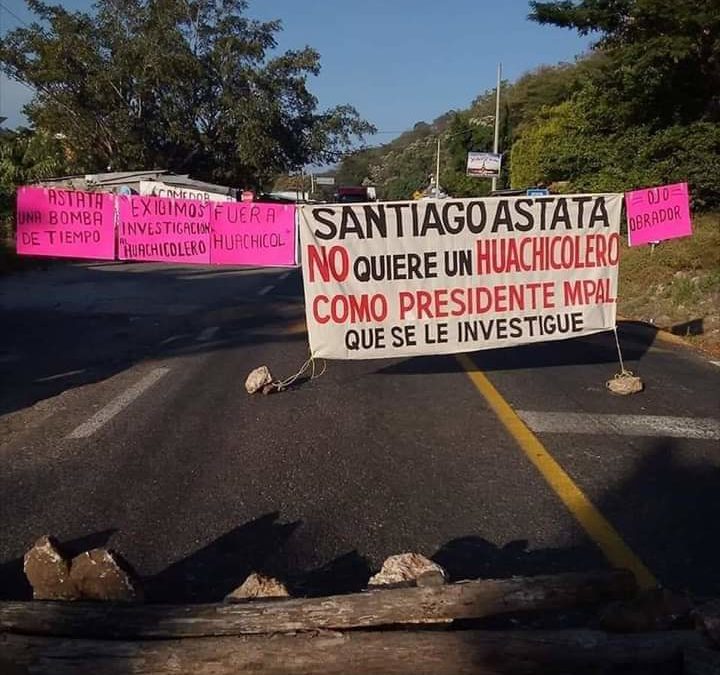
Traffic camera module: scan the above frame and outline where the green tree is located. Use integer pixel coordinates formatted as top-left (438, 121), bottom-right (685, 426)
top-left (0, 0), bottom-right (374, 189)
top-left (529, 0), bottom-right (720, 127)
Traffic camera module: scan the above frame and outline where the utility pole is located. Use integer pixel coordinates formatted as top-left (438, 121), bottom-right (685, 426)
top-left (434, 136), bottom-right (441, 198)
top-left (491, 62), bottom-right (502, 193)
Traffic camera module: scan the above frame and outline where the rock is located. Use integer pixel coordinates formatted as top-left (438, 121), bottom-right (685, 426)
top-left (600, 589), bottom-right (692, 632)
top-left (606, 372), bottom-right (644, 395)
top-left (225, 573), bottom-right (290, 602)
top-left (694, 599), bottom-right (720, 647)
top-left (69, 549), bottom-right (143, 602)
top-left (245, 366), bottom-right (273, 394)
top-left (368, 553), bottom-right (446, 588)
top-left (23, 535), bottom-right (78, 600)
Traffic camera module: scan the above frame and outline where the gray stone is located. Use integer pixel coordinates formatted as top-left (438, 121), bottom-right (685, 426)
top-left (245, 366), bottom-right (273, 394)
top-left (69, 548), bottom-right (143, 602)
top-left (368, 553), bottom-right (446, 588)
top-left (225, 573), bottom-right (290, 602)
top-left (23, 535), bottom-right (78, 600)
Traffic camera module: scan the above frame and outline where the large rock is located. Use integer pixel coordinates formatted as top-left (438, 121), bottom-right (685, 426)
top-left (368, 553), bottom-right (446, 588)
top-left (245, 366), bottom-right (273, 394)
top-left (69, 549), bottom-right (143, 602)
top-left (23, 535), bottom-right (78, 600)
top-left (225, 573), bottom-right (290, 602)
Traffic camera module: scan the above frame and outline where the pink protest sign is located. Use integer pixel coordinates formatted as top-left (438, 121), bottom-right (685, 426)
top-left (626, 182), bottom-right (692, 246)
top-left (118, 195), bottom-right (211, 264)
top-left (210, 201), bottom-right (297, 266)
top-left (16, 186), bottom-right (115, 259)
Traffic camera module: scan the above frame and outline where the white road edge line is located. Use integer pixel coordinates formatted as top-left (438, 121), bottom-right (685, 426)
top-left (66, 367), bottom-right (170, 439)
top-left (517, 411), bottom-right (720, 440)
top-left (34, 369), bottom-right (86, 383)
top-left (711, 360), bottom-right (720, 368)
top-left (258, 285), bottom-right (274, 296)
top-left (196, 326), bottom-right (219, 342)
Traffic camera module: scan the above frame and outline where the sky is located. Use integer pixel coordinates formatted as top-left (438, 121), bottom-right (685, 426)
top-left (0, 0), bottom-right (594, 143)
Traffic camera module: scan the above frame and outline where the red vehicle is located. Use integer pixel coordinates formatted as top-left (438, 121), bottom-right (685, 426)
top-left (334, 186), bottom-right (376, 203)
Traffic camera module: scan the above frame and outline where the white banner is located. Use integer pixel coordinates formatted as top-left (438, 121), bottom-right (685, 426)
top-left (299, 195), bottom-right (622, 360)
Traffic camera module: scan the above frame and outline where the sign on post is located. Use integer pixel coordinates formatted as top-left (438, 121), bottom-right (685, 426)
top-left (466, 152), bottom-right (502, 178)
top-left (299, 195), bottom-right (623, 359)
top-left (139, 181), bottom-right (233, 202)
top-left (118, 195), bottom-right (212, 264)
top-left (211, 201), bottom-right (297, 266)
top-left (625, 182), bottom-right (692, 246)
top-left (16, 186), bottom-right (115, 260)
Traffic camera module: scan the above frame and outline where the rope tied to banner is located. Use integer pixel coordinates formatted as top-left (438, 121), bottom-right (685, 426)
top-left (606, 326), bottom-right (644, 395)
top-left (271, 352), bottom-right (327, 393)
top-left (244, 352), bottom-right (327, 396)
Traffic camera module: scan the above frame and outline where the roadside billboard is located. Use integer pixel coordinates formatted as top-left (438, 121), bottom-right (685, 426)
top-left (139, 180), bottom-right (234, 202)
top-left (466, 152), bottom-right (502, 178)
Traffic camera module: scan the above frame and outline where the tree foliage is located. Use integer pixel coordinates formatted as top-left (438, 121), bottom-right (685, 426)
top-left (0, 0), bottom-right (374, 188)
top-left (530, 0), bottom-right (719, 127)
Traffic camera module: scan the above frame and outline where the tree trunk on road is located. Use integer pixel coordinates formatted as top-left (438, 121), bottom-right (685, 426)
top-left (0, 629), bottom-right (700, 675)
top-left (0, 570), bottom-right (635, 639)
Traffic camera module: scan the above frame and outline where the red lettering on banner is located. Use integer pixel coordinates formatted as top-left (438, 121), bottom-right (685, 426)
top-left (313, 293), bottom-right (388, 324)
top-left (307, 245), bottom-right (349, 282)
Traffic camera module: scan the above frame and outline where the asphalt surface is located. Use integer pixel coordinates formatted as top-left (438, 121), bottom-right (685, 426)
top-left (1, 261), bottom-right (719, 602)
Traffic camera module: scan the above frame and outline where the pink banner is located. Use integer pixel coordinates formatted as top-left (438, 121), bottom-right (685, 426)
top-left (211, 202), bottom-right (296, 266)
top-left (16, 186), bottom-right (115, 259)
top-left (118, 195), bottom-right (211, 264)
top-left (626, 182), bottom-right (692, 246)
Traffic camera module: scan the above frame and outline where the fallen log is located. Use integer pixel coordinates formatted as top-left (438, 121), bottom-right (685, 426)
top-left (0, 570), bottom-right (635, 639)
top-left (0, 629), bottom-right (700, 675)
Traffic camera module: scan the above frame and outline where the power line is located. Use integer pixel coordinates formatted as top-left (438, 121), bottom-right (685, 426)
top-left (0, 1), bottom-right (30, 30)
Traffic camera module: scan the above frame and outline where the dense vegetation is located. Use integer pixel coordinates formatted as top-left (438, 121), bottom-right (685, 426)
top-left (338, 0), bottom-right (720, 207)
top-left (0, 0), bottom-right (374, 194)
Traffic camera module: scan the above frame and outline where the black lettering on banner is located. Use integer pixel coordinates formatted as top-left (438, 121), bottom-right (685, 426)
top-left (466, 201), bottom-right (487, 233)
top-left (491, 200), bottom-right (514, 232)
top-left (442, 202), bottom-right (464, 234)
top-left (391, 324), bottom-right (417, 348)
top-left (345, 327), bottom-right (385, 351)
top-left (513, 199), bottom-right (534, 231)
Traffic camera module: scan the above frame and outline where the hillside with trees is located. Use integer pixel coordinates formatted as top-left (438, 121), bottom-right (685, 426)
top-left (339, 0), bottom-right (719, 208)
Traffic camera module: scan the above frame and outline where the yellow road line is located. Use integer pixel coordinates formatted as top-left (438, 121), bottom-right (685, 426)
top-left (456, 353), bottom-right (657, 590)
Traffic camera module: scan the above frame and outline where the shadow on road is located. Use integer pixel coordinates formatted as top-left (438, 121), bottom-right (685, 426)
top-left (2, 433), bottom-right (719, 605)
top-left (432, 537), bottom-right (600, 582)
top-left (376, 321), bottom-right (659, 377)
top-left (596, 439), bottom-right (720, 599)
top-left (146, 513), bottom-right (302, 603)
top-left (0, 264), bottom-right (306, 419)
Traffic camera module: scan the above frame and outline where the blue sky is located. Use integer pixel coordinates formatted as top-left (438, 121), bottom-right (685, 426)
top-left (1, 0), bottom-right (593, 142)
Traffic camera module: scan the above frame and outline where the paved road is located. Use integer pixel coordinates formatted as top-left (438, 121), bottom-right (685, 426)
top-left (1, 262), bottom-right (718, 602)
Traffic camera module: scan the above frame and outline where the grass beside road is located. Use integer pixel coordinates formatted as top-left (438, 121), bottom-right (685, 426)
top-left (618, 212), bottom-right (720, 354)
